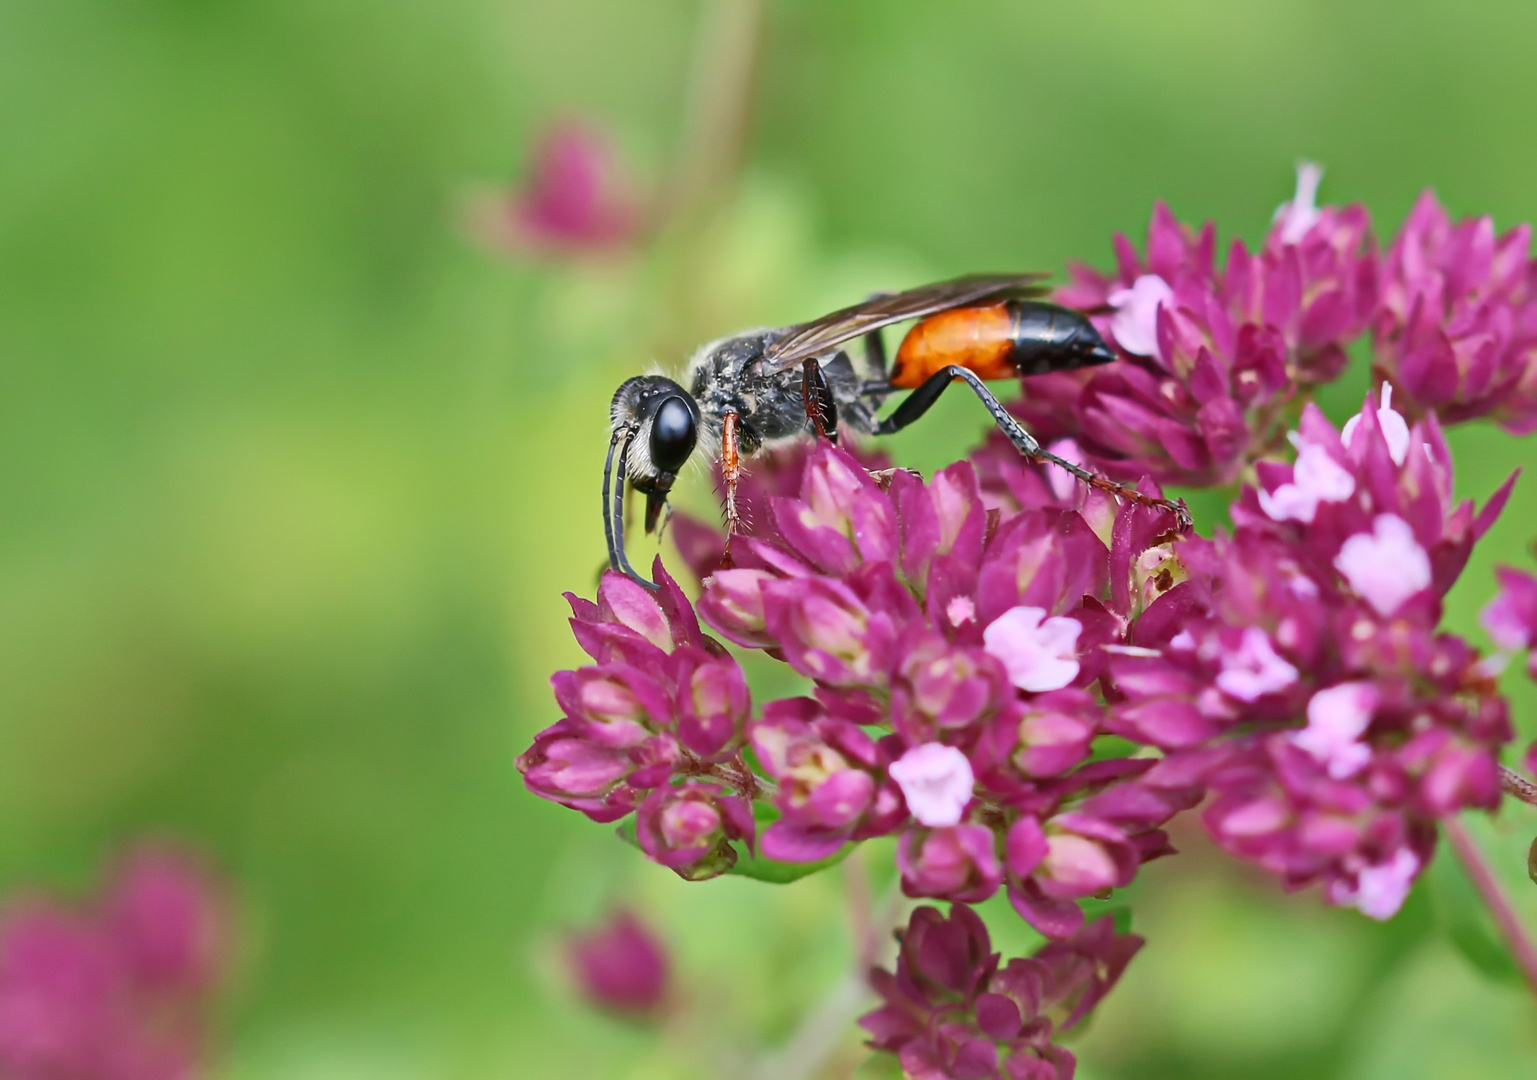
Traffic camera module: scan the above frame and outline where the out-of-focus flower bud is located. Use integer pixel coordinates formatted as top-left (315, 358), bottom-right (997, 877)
top-left (475, 122), bottom-right (639, 258)
top-left (566, 909), bottom-right (670, 1020)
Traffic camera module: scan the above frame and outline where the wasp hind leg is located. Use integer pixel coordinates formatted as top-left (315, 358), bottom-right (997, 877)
top-left (871, 366), bottom-right (1192, 531)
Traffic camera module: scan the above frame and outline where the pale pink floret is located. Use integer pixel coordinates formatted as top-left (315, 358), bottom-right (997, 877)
top-left (1044, 438), bottom-right (1086, 502)
top-left (1482, 596), bottom-right (1530, 652)
top-left (1333, 514), bottom-right (1432, 616)
top-left (1340, 384), bottom-right (1411, 465)
top-left (1272, 160), bottom-right (1325, 245)
top-left (1331, 848), bottom-right (1421, 920)
top-left (1106, 274), bottom-right (1173, 358)
top-left (889, 743), bottom-right (975, 827)
top-left (1214, 627), bottom-right (1298, 702)
top-left (982, 606), bottom-right (1082, 693)
top-left (1257, 438), bottom-right (1356, 523)
top-left (945, 595), bottom-right (976, 628)
top-left (1292, 682), bottom-right (1379, 778)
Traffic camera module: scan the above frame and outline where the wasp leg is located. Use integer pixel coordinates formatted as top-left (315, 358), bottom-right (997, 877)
top-left (800, 359), bottom-right (839, 443)
top-left (863, 325), bottom-right (888, 382)
top-left (720, 411), bottom-right (743, 568)
top-left (872, 366), bottom-right (1192, 531)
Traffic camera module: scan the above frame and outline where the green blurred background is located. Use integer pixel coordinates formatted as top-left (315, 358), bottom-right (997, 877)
top-left (4, 0), bottom-right (1537, 1076)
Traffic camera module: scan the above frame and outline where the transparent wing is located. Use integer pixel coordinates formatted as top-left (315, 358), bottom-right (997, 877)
top-left (756, 272), bottom-right (1049, 375)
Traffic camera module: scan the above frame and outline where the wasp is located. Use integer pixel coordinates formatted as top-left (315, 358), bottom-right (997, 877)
top-left (604, 273), bottom-right (1190, 589)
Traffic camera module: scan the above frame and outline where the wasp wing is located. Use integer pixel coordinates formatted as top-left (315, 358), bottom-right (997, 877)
top-left (756, 272), bottom-right (1050, 375)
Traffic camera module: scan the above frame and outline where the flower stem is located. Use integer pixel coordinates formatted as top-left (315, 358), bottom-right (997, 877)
top-left (1443, 814), bottom-right (1537, 998)
top-left (1500, 765), bottom-right (1537, 808)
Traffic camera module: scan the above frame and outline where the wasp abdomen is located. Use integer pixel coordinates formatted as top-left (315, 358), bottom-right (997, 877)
top-left (889, 300), bottom-right (1115, 389)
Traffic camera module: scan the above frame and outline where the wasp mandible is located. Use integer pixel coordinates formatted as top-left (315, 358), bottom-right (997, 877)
top-left (604, 273), bottom-right (1191, 589)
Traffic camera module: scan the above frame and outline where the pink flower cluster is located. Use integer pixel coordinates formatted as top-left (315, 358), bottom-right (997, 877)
top-left (1109, 390), bottom-right (1513, 917)
top-left (1044, 166), bottom-right (1378, 487)
top-left (1374, 192), bottom-right (1537, 432)
top-left (518, 173), bottom-right (1537, 1075)
top-left (860, 904), bottom-right (1138, 1080)
top-left (0, 844), bottom-right (228, 1080)
top-left (997, 168), bottom-right (1537, 490)
top-left (517, 563), bottom-right (761, 879)
top-left (687, 446), bottom-right (1195, 938)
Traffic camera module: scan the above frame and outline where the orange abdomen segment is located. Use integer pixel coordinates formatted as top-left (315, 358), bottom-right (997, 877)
top-left (889, 303), bottom-right (1016, 389)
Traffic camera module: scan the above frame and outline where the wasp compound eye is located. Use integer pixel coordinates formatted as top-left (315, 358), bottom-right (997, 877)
top-left (649, 395), bottom-right (697, 474)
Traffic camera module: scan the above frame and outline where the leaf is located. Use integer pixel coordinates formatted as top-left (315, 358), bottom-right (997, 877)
top-left (1086, 735), bottom-right (1140, 763)
top-left (1075, 897), bottom-right (1134, 935)
top-left (727, 840), bottom-right (852, 884)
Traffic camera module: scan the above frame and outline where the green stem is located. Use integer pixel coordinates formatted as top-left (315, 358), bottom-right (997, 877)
top-left (1443, 814), bottom-right (1537, 999)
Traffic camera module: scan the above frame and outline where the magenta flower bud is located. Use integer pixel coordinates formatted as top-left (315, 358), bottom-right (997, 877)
top-left (891, 634), bottom-right (1009, 741)
top-left (670, 648), bottom-right (751, 762)
top-left (568, 562), bottom-right (713, 667)
top-left (518, 720), bottom-right (676, 822)
top-left (1030, 915), bottom-right (1145, 1031)
top-left (697, 568), bottom-right (779, 648)
top-left (566, 909), bottom-right (670, 1020)
top-left (1374, 190), bottom-right (1537, 432)
top-left (897, 825), bottom-right (1003, 902)
top-left (975, 509), bottom-right (1108, 628)
top-left (598, 571), bottom-right (681, 653)
top-left (893, 461), bottom-right (987, 591)
top-left (1405, 730), bottom-right (1500, 814)
top-left (0, 906), bottom-right (125, 1079)
top-left (634, 782), bottom-right (754, 881)
top-left (550, 664), bottom-right (672, 748)
top-left (1481, 566), bottom-right (1537, 653)
top-left (751, 700), bottom-right (882, 861)
top-left (770, 446), bottom-right (897, 574)
top-left (104, 845), bottom-right (226, 997)
top-left (1033, 814), bottom-right (1139, 899)
top-left (762, 577), bottom-right (895, 687)
top-left (487, 121), bottom-right (638, 257)
top-left (986, 691), bottom-right (1099, 780)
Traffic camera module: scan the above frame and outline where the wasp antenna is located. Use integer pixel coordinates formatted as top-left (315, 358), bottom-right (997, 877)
top-left (603, 430), bottom-right (660, 591)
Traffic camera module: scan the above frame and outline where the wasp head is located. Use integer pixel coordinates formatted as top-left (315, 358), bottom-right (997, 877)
top-left (604, 376), bottom-right (701, 586)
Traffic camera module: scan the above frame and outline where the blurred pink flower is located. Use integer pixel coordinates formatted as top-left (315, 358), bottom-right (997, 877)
top-left (1373, 191), bottom-right (1537, 431)
top-left (566, 910), bottom-right (670, 1019)
top-left (476, 121), bottom-right (640, 257)
top-left (0, 842), bottom-right (228, 1080)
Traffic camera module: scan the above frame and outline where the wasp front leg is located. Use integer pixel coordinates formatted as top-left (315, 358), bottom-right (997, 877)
top-left (719, 411), bottom-right (743, 569)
